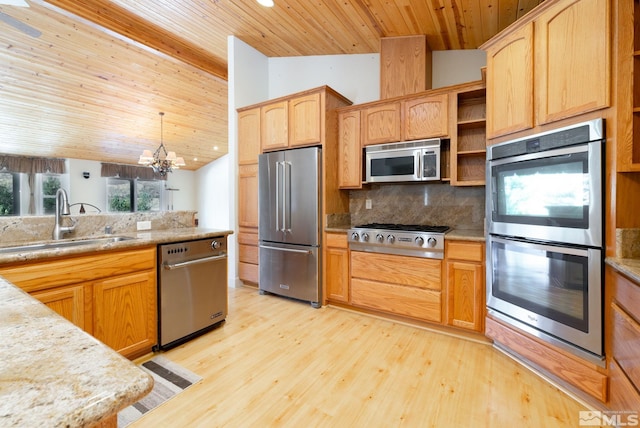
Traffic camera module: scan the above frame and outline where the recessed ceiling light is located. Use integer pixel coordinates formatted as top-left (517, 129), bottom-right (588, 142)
top-left (257, 0), bottom-right (274, 7)
top-left (213, 146), bottom-right (219, 151)
top-left (193, 157), bottom-right (198, 162)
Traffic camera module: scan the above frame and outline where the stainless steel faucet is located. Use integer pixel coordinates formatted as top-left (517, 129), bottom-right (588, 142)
top-left (52, 188), bottom-right (76, 240)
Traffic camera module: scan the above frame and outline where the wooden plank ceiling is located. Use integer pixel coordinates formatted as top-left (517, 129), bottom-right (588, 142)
top-left (0, 0), bottom-right (543, 170)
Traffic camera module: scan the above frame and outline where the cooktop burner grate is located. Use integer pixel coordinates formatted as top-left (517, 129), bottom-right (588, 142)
top-left (354, 223), bottom-right (450, 233)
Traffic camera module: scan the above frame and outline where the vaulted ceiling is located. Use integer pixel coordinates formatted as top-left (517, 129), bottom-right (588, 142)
top-left (0, 0), bottom-right (543, 170)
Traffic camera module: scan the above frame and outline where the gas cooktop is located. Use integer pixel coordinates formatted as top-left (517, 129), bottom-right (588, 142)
top-left (353, 223), bottom-right (450, 233)
top-left (347, 223), bottom-right (450, 259)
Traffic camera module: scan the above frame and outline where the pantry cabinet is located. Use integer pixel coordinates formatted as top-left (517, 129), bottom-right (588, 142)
top-left (237, 107), bottom-right (261, 165)
top-left (324, 232), bottom-right (349, 303)
top-left (0, 247), bottom-right (157, 359)
top-left (445, 240), bottom-right (485, 332)
top-left (482, 0), bottom-right (610, 139)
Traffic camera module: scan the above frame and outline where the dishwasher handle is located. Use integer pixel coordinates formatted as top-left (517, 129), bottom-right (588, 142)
top-left (163, 253), bottom-right (227, 270)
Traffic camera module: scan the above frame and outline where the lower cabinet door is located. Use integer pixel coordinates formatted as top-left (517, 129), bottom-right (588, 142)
top-left (31, 283), bottom-right (91, 333)
top-left (93, 270), bottom-right (157, 359)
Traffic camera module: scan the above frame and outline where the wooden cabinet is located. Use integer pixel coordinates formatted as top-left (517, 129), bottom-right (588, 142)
top-left (445, 240), bottom-right (485, 332)
top-left (361, 102), bottom-right (401, 146)
top-left (534, 0), bottom-right (610, 125)
top-left (350, 251), bottom-right (442, 323)
top-left (324, 232), bottom-right (349, 303)
top-left (616, 0), bottom-right (640, 171)
top-left (31, 283), bottom-right (90, 332)
top-left (451, 86), bottom-right (487, 186)
top-left (238, 227), bottom-right (259, 285)
top-left (402, 94), bottom-right (448, 140)
top-left (380, 35), bottom-right (431, 99)
top-left (482, 0), bottom-right (610, 139)
top-left (337, 109), bottom-right (362, 189)
top-left (0, 247), bottom-right (157, 359)
top-left (607, 266), bottom-right (640, 409)
top-left (261, 100), bottom-right (289, 151)
top-left (237, 107), bottom-right (261, 165)
top-left (238, 163), bottom-right (258, 228)
top-left (484, 23), bottom-right (534, 139)
top-left (289, 92), bottom-right (322, 147)
top-left (93, 270), bottom-right (156, 358)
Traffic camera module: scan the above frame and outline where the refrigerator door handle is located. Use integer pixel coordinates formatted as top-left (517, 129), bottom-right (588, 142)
top-left (275, 161), bottom-right (280, 232)
top-left (259, 244), bottom-right (312, 255)
top-left (284, 161), bottom-right (292, 233)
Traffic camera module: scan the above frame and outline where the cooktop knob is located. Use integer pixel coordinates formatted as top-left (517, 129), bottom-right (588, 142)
top-left (387, 234), bottom-right (395, 244)
top-left (211, 240), bottom-right (221, 250)
top-left (362, 232), bottom-right (370, 242)
top-left (376, 233), bottom-right (384, 243)
top-left (427, 237), bottom-right (437, 248)
top-left (415, 236), bottom-right (425, 246)
top-left (351, 232), bottom-right (359, 241)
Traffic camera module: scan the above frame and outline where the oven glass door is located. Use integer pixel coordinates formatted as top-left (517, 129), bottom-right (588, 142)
top-left (488, 143), bottom-right (602, 246)
top-left (367, 149), bottom-right (420, 182)
top-left (487, 236), bottom-right (602, 356)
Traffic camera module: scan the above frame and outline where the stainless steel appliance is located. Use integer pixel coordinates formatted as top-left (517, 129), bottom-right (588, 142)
top-left (486, 119), bottom-right (605, 363)
top-left (157, 236), bottom-right (228, 350)
top-left (365, 139), bottom-right (442, 183)
top-left (258, 146), bottom-right (322, 308)
top-left (348, 223), bottom-right (449, 259)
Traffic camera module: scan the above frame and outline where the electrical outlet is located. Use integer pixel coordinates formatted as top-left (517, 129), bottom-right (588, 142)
top-left (365, 199), bottom-right (372, 209)
top-left (137, 221), bottom-right (151, 231)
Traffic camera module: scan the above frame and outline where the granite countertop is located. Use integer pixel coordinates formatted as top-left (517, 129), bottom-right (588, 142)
top-left (606, 257), bottom-right (640, 284)
top-left (0, 276), bottom-right (154, 426)
top-left (0, 227), bottom-right (234, 264)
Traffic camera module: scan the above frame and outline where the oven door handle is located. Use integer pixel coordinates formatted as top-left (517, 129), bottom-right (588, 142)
top-left (164, 254), bottom-right (227, 270)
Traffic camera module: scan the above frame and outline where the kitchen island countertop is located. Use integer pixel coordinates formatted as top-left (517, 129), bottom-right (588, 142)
top-left (0, 276), bottom-right (154, 427)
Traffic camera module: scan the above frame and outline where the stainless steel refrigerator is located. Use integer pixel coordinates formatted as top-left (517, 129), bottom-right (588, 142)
top-left (258, 146), bottom-right (322, 308)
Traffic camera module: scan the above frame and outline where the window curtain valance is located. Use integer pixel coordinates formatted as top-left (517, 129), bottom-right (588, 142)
top-left (101, 163), bottom-right (166, 181)
top-left (0, 155), bottom-right (66, 174)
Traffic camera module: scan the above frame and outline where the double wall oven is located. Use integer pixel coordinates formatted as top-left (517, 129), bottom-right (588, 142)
top-left (486, 119), bottom-right (605, 363)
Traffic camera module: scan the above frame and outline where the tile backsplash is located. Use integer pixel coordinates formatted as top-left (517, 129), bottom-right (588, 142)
top-left (349, 182), bottom-right (485, 230)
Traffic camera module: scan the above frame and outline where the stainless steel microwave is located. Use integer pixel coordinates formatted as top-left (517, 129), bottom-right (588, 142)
top-left (365, 139), bottom-right (442, 183)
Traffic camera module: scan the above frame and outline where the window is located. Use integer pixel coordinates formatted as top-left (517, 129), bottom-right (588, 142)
top-left (0, 172), bottom-right (19, 216)
top-left (107, 178), bottom-right (163, 212)
top-left (40, 174), bottom-right (62, 215)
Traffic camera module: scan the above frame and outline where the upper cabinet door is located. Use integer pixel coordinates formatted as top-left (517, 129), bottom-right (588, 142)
top-left (237, 107), bottom-right (261, 165)
top-left (338, 109), bottom-right (362, 189)
top-left (402, 94), bottom-right (449, 140)
top-left (485, 22), bottom-right (534, 139)
top-left (289, 93), bottom-right (322, 147)
top-left (361, 102), bottom-right (401, 146)
top-left (261, 101), bottom-right (289, 151)
top-left (535, 0), bottom-right (610, 124)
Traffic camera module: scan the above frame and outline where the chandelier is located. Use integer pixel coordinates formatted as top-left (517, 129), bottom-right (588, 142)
top-left (138, 112), bottom-right (185, 176)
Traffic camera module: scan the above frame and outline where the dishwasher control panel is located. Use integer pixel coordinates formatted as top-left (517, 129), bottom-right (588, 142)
top-left (159, 237), bottom-right (227, 263)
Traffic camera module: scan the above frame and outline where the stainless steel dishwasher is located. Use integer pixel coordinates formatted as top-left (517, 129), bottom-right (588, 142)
top-left (157, 236), bottom-right (228, 350)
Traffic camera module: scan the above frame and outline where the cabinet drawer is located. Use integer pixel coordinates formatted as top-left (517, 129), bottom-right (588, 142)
top-left (325, 232), bottom-right (347, 249)
top-left (351, 251), bottom-right (441, 291)
top-left (238, 229), bottom-right (258, 246)
top-left (239, 244), bottom-right (258, 264)
top-left (612, 303), bottom-right (640, 389)
top-left (608, 358), bottom-right (640, 411)
top-left (446, 241), bottom-right (484, 262)
top-left (239, 262), bottom-right (259, 284)
top-left (351, 278), bottom-right (441, 322)
top-left (615, 272), bottom-right (640, 322)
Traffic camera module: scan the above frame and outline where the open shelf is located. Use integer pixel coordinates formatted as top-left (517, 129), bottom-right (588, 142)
top-left (452, 86), bottom-right (486, 185)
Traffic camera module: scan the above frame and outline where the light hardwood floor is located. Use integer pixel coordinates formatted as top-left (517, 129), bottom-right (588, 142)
top-left (131, 286), bottom-right (591, 427)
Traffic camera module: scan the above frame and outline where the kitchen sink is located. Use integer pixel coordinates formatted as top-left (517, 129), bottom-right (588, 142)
top-left (0, 236), bottom-right (137, 254)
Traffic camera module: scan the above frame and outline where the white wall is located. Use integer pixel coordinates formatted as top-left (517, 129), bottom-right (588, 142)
top-left (268, 54), bottom-right (380, 104)
top-left (432, 50), bottom-right (486, 88)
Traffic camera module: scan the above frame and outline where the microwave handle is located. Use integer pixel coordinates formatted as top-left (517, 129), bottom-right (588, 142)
top-left (415, 150), bottom-right (422, 180)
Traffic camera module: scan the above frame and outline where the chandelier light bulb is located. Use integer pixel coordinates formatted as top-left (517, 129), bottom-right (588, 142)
top-left (137, 112), bottom-right (186, 176)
